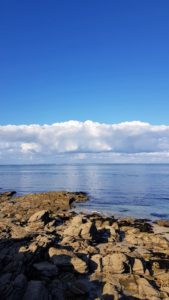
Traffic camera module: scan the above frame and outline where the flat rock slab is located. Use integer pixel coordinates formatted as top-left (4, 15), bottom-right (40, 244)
top-left (0, 191), bottom-right (88, 221)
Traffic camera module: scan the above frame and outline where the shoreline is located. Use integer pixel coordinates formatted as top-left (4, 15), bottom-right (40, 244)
top-left (0, 191), bottom-right (169, 299)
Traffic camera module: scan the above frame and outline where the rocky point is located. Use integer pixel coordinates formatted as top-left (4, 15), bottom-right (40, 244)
top-left (0, 191), bottom-right (169, 299)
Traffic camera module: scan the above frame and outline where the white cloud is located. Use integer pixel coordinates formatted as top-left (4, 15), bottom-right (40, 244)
top-left (0, 120), bottom-right (169, 163)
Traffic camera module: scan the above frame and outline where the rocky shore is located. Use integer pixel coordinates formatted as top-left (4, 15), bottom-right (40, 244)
top-left (0, 191), bottom-right (169, 299)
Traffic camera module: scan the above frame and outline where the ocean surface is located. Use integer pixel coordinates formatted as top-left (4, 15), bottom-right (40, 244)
top-left (0, 164), bottom-right (169, 220)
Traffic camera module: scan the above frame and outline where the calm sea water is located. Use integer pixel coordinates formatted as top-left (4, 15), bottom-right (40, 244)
top-left (0, 164), bottom-right (169, 220)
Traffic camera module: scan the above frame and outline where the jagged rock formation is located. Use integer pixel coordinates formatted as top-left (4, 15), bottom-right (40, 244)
top-left (0, 191), bottom-right (169, 299)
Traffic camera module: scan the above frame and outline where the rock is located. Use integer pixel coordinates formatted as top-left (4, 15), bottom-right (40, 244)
top-left (118, 274), bottom-right (139, 297)
top-left (132, 258), bottom-right (145, 274)
top-left (35, 234), bottom-right (55, 247)
top-left (0, 273), bottom-right (13, 299)
top-left (28, 210), bottom-right (50, 224)
top-left (23, 280), bottom-right (49, 300)
top-left (10, 225), bottom-right (28, 239)
top-left (102, 282), bottom-right (120, 300)
top-left (71, 256), bottom-right (88, 274)
top-left (137, 277), bottom-right (160, 298)
top-left (44, 220), bottom-right (60, 233)
top-left (1, 191), bottom-right (88, 221)
top-left (156, 272), bottom-right (169, 289)
top-left (49, 247), bottom-right (73, 268)
top-left (48, 279), bottom-right (64, 299)
top-left (11, 274), bottom-right (28, 300)
top-left (155, 220), bottom-right (169, 227)
top-left (80, 220), bottom-right (98, 240)
top-left (0, 191), bottom-right (16, 201)
top-left (90, 254), bottom-right (102, 273)
top-left (69, 279), bottom-right (89, 295)
top-left (33, 261), bottom-right (58, 277)
top-left (72, 192), bottom-right (88, 202)
top-left (103, 253), bottom-right (129, 274)
top-left (0, 190), bottom-right (169, 299)
top-left (71, 215), bottom-right (84, 226)
top-left (63, 224), bottom-right (81, 238)
top-left (49, 247), bottom-right (88, 273)
top-left (63, 215), bottom-right (84, 238)
top-left (49, 247), bottom-right (72, 258)
top-left (86, 245), bottom-right (98, 255)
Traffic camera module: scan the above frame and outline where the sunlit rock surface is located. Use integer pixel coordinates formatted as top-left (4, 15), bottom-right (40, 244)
top-left (0, 191), bottom-right (169, 299)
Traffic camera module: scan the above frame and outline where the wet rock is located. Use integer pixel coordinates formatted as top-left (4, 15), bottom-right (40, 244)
top-left (0, 191), bottom-right (16, 201)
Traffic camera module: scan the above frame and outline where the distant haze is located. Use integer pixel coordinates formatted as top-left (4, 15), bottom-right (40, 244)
top-left (1, 120), bottom-right (169, 164)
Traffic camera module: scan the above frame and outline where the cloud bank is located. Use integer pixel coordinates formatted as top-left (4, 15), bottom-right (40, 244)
top-left (1, 120), bottom-right (169, 163)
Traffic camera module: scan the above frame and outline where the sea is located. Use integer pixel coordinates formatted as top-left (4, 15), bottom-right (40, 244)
top-left (0, 164), bottom-right (169, 220)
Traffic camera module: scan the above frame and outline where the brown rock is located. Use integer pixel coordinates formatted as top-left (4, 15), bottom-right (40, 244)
top-left (71, 256), bottom-right (88, 274)
top-left (90, 254), bottom-right (102, 273)
top-left (132, 258), bottom-right (145, 274)
top-left (28, 210), bottom-right (50, 224)
top-left (103, 253), bottom-right (129, 274)
top-left (137, 277), bottom-right (160, 298)
top-left (155, 220), bottom-right (169, 227)
top-left (102, 282), bottom-right (120, 300)
top-left (80, 220), bottom-right (98, 240)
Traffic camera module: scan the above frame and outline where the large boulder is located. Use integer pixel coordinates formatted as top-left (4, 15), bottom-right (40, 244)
top-left (103, 253), bottom-right (129, 274)
top-left (48, 247), bottom-right (88, 274)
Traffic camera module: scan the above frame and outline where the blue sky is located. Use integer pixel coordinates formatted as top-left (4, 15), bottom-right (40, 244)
top-left (0, 0), bottom-right (169, 125)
